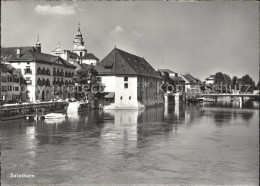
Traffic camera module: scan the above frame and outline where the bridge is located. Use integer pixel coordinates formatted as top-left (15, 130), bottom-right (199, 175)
top-left (201, 93), bottom-right (259, 102)
top-left (201, 93), bottom-right (259, 98)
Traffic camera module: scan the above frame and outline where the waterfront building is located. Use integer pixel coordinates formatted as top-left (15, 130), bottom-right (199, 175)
top-left (1, 39), bottom-right (76, 102)
top-left (205, 75), bottom-right (215, 85)
top-left (0, 62), bottom-right (26, 103)
top-left (96, 48), bottom-right (164, 109)
top-left (181, 73), bottom-right (203, 92)
top-left (52, 23), bottom-right (99, 66)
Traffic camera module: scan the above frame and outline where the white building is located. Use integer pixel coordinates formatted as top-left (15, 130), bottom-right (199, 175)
top-left (52, 23), bottom-right (99, 66)
top-left (1, 39), bottom-right (76, 102)
top-left (205, 75), bottom-right (215, 85)
top-left (96, 48), bottom-right (164, 109)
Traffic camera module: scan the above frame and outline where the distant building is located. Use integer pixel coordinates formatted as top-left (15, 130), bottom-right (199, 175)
top-left (181, 73), bottom-right (203, 92)
top-left (158, 69), bottom-right (178, 78)
top-left (52, 23), bottom-right (99, 66)
top-left (1, 39), bottom-right (76, 102)
top-left (205, 75), bottom-right (215, 85)
top-left (96, 48), bottom-right (164, 109)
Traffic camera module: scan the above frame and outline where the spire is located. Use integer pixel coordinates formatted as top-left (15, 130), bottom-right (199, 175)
top-left (35, 34), bottom-right (41, 53)
top-left (76, 22), bottom-right (82, 36)
top-left (36, 34), bottom-right (41, 45)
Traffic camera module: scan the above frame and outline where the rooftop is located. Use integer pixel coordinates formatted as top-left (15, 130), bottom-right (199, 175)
top-left (96, 48), bottom-right (161, 79)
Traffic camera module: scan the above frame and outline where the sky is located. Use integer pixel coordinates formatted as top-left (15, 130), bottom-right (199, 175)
top-left (1, 1), bottom-right (259, 82)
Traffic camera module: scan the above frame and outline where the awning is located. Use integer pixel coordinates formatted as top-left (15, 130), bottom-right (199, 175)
top-left (105, 92), bottom-right (115, 99)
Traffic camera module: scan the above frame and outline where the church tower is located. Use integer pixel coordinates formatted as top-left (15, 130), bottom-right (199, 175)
top-left (72, 22), bottom-right (87, 57)
top-left (35, 34), bottom-right (41, 53)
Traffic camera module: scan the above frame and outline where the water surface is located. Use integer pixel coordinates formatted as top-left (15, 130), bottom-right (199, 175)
top-left (1, 100), bottom-right (259, 185)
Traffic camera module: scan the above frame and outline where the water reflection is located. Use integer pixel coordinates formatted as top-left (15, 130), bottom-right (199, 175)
top-left (0, 100), bottom-right (259, 185)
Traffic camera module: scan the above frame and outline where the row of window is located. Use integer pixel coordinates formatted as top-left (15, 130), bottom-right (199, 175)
top-left (1, 86), bottom-right (19, 92)
top-left (37, 68), bottom-right (51, 75)
top-left (1, 77), bottom-right (19, 83)
top-left (53, 68), bottom-right (74, 77)
top-left (24, 67), bottom-right (74, 77)
top-left (37, 78), bottom-right (74, 86)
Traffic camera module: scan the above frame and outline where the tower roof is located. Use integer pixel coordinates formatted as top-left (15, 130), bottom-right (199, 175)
top-left (76, 22), bottom-right (82, 36)
top-left (36, 34), bottom-right (41, 45)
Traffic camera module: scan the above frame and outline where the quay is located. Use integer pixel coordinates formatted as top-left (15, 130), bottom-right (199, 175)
top-left (0, 101), bottom-right (68, 121)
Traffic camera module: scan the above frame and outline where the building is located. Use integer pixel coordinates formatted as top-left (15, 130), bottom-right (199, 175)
top-left (1, 40), bottom-right (76, 102)
top-left (205, 75), bottom-right (215, 85)
top-left (181, 73), bottom-right (203, 92)
top-left (96, 48), bottom-right (164, 109)
top-left (0, 62), bottom-right (26, 103)
top-left (52, 23), bottom-right (99, 66)
top-left (158, 69), bottom-right (178, 78)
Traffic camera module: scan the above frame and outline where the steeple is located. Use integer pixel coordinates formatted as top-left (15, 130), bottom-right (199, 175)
top-left (35, 34), bottom-right (41, 53)
top-left (73, 22), bottom-right (87, 55)
top-left (76, 22), bottom-right (82, 36)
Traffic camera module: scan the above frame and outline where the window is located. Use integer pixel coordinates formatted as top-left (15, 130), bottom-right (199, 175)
top-left (25, 67), bottom-right (32, 74)
top-left (124, 77), bottom-right (128, 81)
top-left (80, 52), bottom-right (83, 57)
top-left (120, 96), bottom-right (123, 100)
top-left (129, 96), bottom-right (131, 100)
top-left (27, 62), bottom-right (30, 65)
top-left (124, 83), bottom-right (128, 89)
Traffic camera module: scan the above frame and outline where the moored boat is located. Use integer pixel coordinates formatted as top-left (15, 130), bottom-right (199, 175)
top-left (44, 113), bottom-right (66, 119)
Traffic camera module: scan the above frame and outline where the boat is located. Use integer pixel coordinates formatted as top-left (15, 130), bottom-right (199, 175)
top-left (197, 97), bottom-right (205, 102)
top-left (43, 113), bottom-right (66, 119)
top-left (78, 102), bottom-right (91, 112)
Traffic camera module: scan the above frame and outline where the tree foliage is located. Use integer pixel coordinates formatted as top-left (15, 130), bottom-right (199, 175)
top-left (256, 81), bottom-right (260, 90)
top-left (214, 72), bottom-right (232, 93)
top-left (75, 66), bottom-right (105, 100)
top-left (239, 74), bottom-right (255, 93)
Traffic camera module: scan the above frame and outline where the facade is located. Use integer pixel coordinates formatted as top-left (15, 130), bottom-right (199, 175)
top-left (205, 75), bottom-right (215, 85)
top-left (181, 73), bottom-right (203, 92)
top-left (0, 62), bottom-right (26, 103)
top-left (96, 48), bottom-right (164, 109)
top-left (1, 41), bottom-right (76, 102)
top-left (52, 23), bottom-right (99, 66)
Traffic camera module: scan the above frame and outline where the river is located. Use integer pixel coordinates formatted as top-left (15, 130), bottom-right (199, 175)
top-left (1, 100), bottom-right (259, 185)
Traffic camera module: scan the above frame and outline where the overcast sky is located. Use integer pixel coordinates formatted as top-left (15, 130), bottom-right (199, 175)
top-left (2, 1), bottom-right (259, 82)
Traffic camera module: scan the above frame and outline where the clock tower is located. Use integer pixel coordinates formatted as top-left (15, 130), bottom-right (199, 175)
top-left (72, 22), bottom-right (87, 57)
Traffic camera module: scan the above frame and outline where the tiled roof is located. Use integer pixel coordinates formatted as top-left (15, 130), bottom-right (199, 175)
top-left (182, 73), bottom-right (202, 84)
top-left (170, 76), bottom-right (185, 82)
top-left (96, 48), bottom-right (162, 79)
top-left (1, 46), bottom-right (36, 61)
top-left (30, 51), bottom-right (59, 63)
top-left (158, 69), bottom-right (175, 74)
top-left (65, 50), bottom-right (79, 59)
top-left (82, 53), bottom-right (99, 61)
top-left (1, 62), bottom-right (21, 76)
top-left (2, 47), bottom-right (76, 68)
top-left (205, 75), bottom-right (215, 80)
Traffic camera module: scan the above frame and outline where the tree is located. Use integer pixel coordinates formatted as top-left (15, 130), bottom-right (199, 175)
top-left (232, 76), bottom-right (239, 88)
top-left (256, 81), bottom-right (260, 90)
top-left (239, 74), bottom-right (255, 93)
top-left (75, 66), bottom-right (103, 100)
top-left (214, 72), bottom-right (232, 93)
